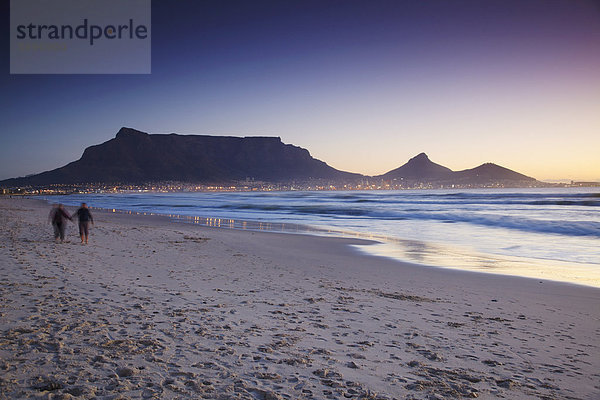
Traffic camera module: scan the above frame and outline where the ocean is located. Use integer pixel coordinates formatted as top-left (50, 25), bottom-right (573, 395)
top-left (42, 188), bottom-right (600, 287)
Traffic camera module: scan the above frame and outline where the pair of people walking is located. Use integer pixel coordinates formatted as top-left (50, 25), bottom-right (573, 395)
top-left (49, 203), bottom-right (94, 244)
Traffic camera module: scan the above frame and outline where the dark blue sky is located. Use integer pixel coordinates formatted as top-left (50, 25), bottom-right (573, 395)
top-left (2, 0), bottom-right (599, 180)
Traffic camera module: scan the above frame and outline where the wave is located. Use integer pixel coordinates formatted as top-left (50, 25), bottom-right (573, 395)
top-left (41, 190), bottom-right (600, 239)
top-left (342, 192), bottom-right (600, 207)
top-left (348, 199), bottom-right (600, 207)
top-left (129, 203), bottom-right (198, 208)
top-left (405, 212), bottom-right (600, 238)
top-left (213, 202), bottom-right (600, 237)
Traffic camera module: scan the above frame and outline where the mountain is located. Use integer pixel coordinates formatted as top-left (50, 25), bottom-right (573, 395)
top-left (452, 163), bottom-right (536, 184)
top-left (0, 128), bottom-right (539, 188)
top-left (376, 152), bottom-right (453, 181)
top-left (378, 153), bottom-right (537, 186)
top-left (0, 127), bottom-right (361, 186)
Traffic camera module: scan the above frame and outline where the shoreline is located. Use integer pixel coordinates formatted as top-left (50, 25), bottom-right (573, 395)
top-left (36, 194), bottom-right (600, 289)
top-left (1, 196), bottom-right (599, 399)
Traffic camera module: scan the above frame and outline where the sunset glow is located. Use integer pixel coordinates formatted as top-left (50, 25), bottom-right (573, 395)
top-left (2, 0), bottom-right (599, 181)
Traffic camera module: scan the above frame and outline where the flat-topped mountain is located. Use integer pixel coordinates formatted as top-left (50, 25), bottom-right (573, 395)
top-left (1, 128), bottom-right (361, 186)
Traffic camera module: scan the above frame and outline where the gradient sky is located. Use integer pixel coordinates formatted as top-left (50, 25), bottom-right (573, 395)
top-left (2, 0), bottom-right (599, 181)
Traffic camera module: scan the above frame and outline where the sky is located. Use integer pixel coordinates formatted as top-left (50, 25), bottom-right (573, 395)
top-left (1, 0), bottom-right (599, 181)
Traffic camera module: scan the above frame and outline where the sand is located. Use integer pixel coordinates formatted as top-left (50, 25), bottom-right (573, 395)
top-left (0, 196), bottom-right (598, 400)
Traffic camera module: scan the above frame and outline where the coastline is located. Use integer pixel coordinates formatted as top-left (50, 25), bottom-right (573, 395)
top-left (1, 196), bottom-right (599, 399)
top-left (35, 188), bottom-right (600, 289)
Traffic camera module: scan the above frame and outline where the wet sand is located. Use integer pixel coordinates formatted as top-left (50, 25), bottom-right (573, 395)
top-left (0, 196), bottom-right (598, 399)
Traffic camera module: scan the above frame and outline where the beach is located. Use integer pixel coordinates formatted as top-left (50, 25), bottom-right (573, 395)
top-left (0, 197), bottom-right (598, 399)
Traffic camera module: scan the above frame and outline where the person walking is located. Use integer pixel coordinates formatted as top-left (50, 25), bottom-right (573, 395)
top-left (48, 204), bottom-right (72, 243)
top-left (74, 203), bottom-right (94, 244)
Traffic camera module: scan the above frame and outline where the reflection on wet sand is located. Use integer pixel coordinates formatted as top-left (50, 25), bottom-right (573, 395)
top-left (105, 207), bottom-right (600, 287)
top-left (353, 241), bottom-right (600, 288)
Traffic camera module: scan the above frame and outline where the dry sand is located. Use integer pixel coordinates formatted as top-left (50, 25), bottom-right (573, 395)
top-left (0, 196), bottom-right (598, 399)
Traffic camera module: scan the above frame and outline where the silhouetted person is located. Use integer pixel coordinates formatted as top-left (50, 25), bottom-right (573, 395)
top-left (48, 204), bottom-right (71, 243)
top-left (75, 203), bottom-right (94, 244)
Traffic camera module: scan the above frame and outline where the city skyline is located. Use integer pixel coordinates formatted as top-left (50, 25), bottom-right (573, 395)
top-left (2, 0), bottom-right (599, 182)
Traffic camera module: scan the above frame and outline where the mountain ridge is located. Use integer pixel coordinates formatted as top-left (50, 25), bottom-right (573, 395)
top-left (0, 127), bottom-right (537, 187)
top-left (378, 153), bottom-right (536, 184)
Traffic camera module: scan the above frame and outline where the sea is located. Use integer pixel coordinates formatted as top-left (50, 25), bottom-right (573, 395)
top-left (41, 188), bottom-right (600, 287)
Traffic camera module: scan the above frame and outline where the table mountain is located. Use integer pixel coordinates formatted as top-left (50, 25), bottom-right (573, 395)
top-left (1, 127), bottom-right (361, 186)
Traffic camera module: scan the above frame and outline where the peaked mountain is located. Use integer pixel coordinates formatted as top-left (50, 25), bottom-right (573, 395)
top-left (1, 127), bottom-right (361, 186)
top-left (378, 153), bottom-right (537, 185)
top-left (376, 152), bottom-right (453, 180)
